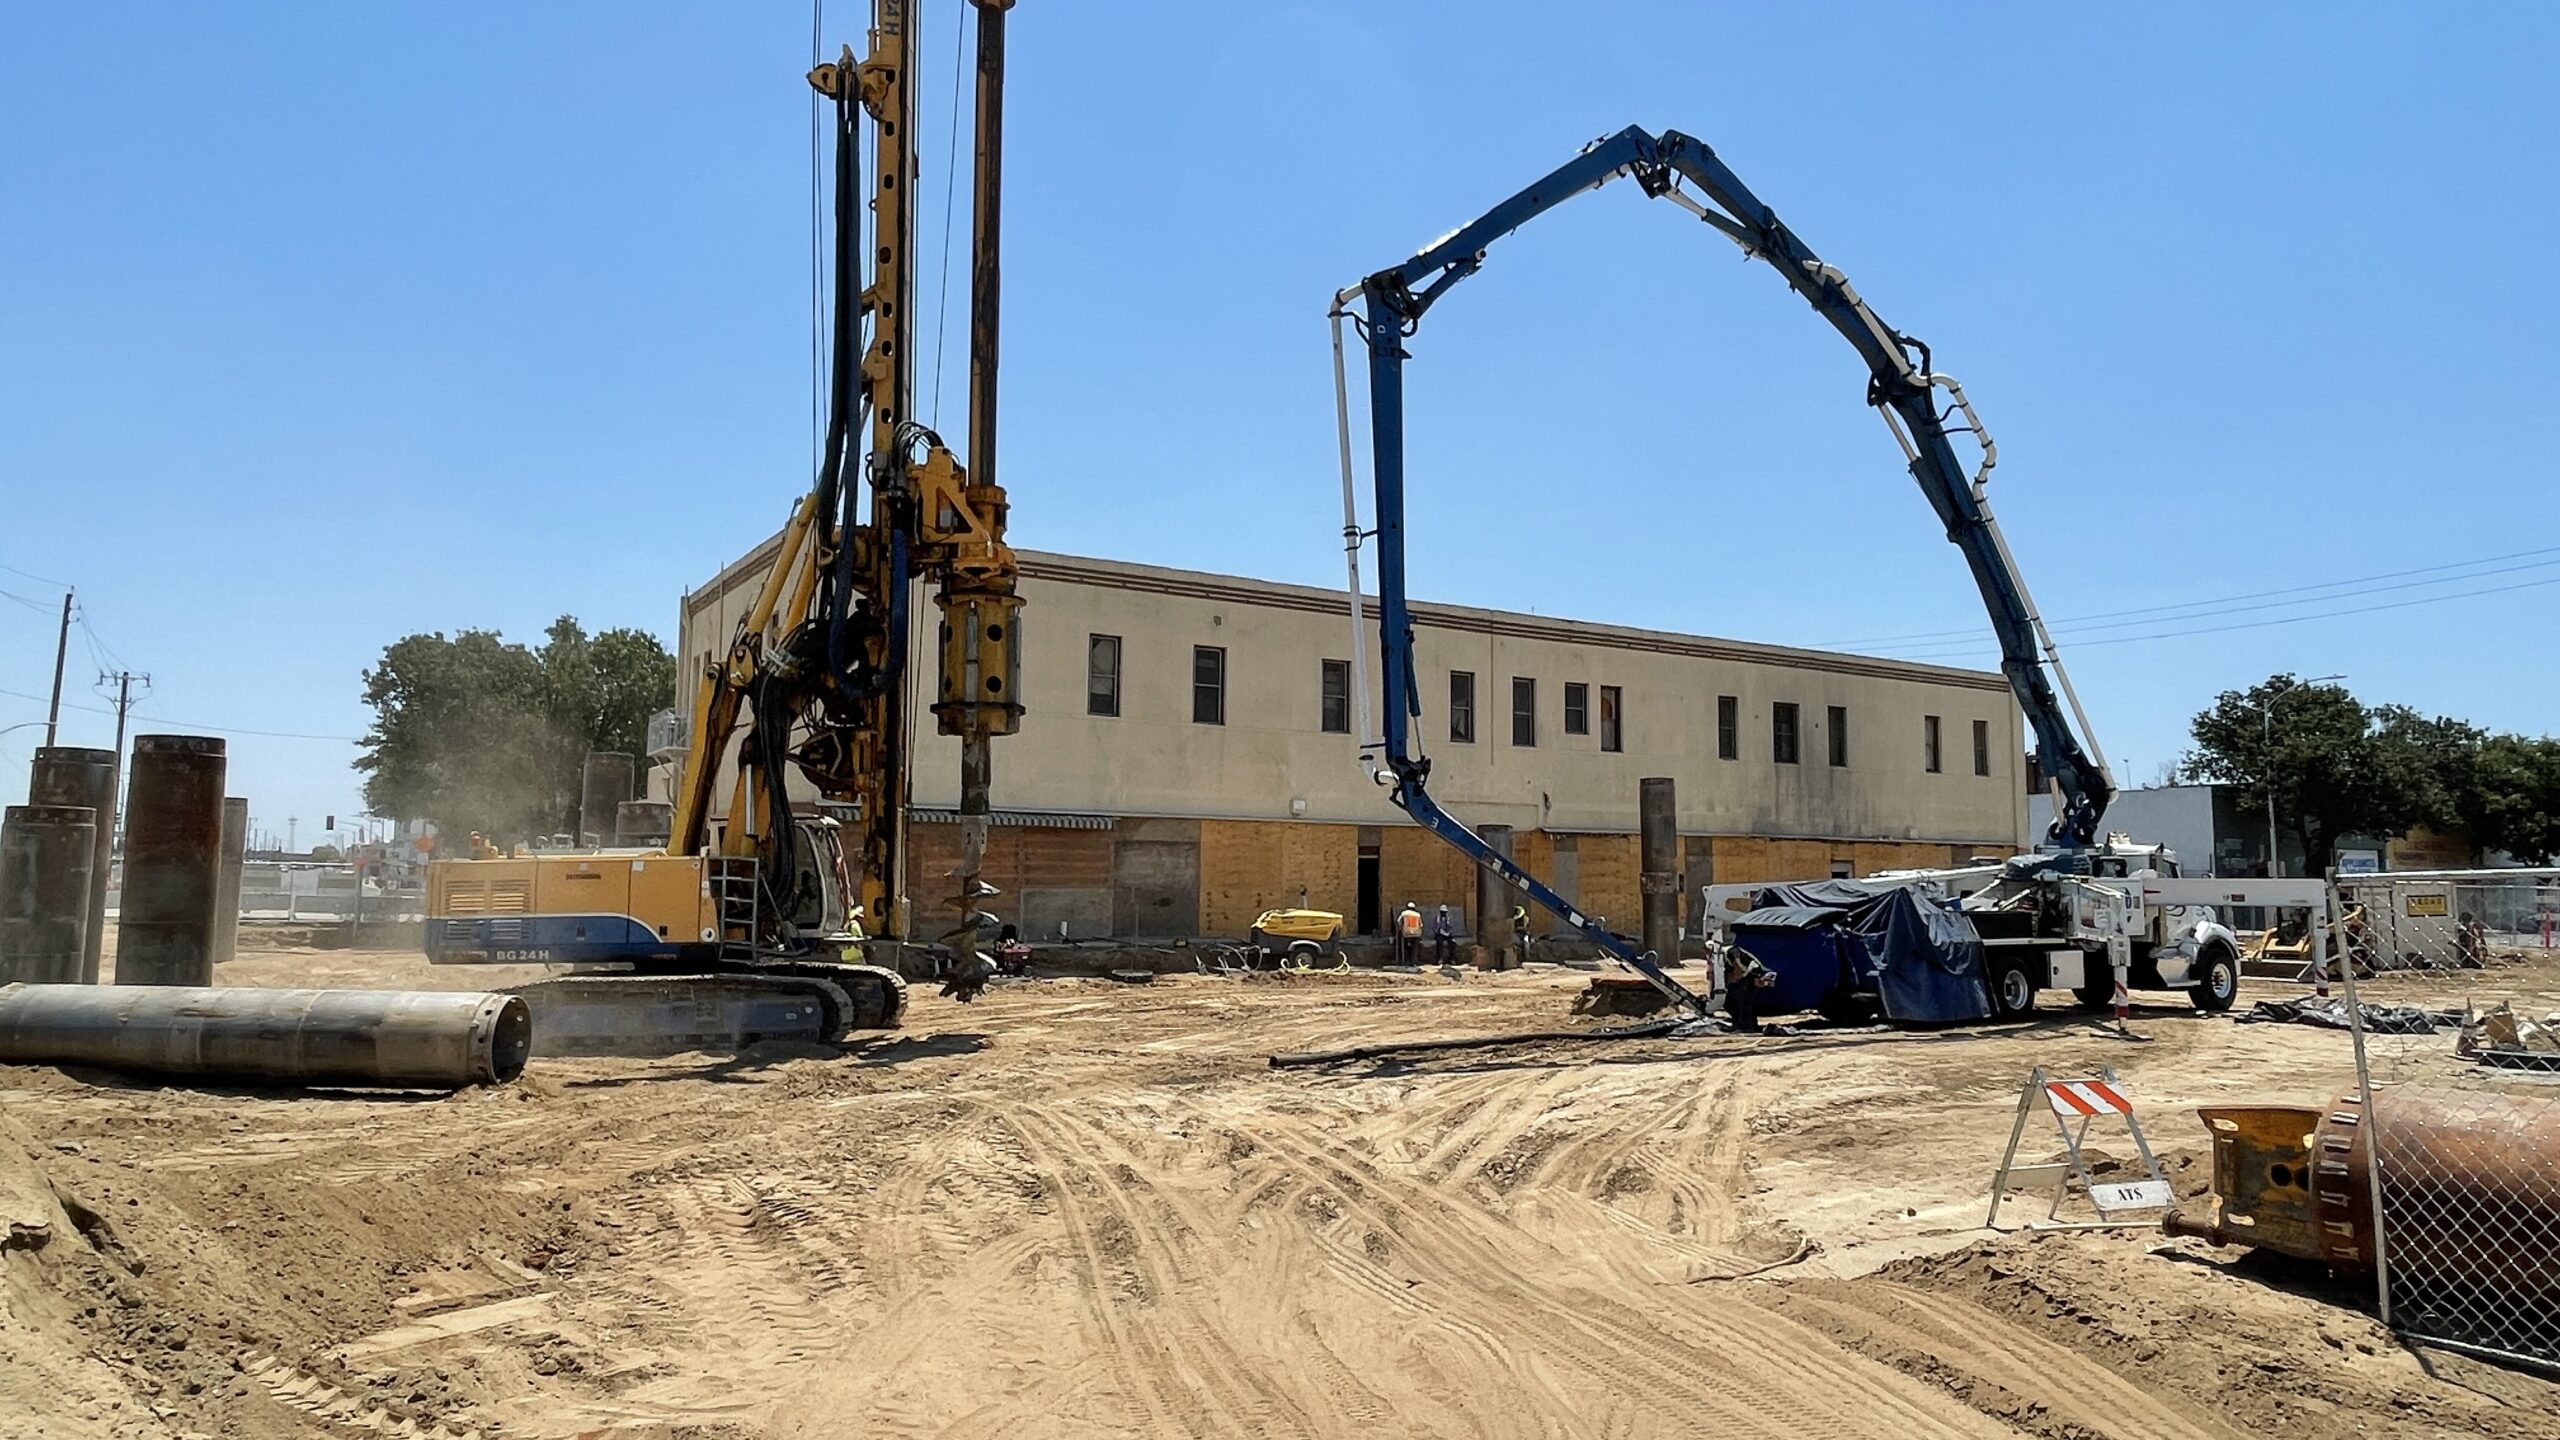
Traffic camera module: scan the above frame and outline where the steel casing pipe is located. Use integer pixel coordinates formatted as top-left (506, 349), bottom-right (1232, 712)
top-left (0, 807), bottom-right (97, 984)
top-left (26, 747), bottom-right (116, 982)
top-left (0, 984), bottom-right (532, 1088)
top-left (118, 735), bottom-right (226, 986)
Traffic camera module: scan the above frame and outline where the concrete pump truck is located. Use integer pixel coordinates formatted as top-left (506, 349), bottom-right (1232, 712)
top-left (1334, 126), bottom-right (2330, 1027)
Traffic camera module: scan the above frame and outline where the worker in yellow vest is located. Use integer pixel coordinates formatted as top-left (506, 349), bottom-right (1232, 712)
top-left (1394, 900), bottom-right (1423, 967)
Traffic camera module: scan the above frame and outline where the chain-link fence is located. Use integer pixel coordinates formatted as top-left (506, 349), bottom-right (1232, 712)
top-left (2333, 870), bottom-right (2560, 974)
top-left (2335, 938), bottom-right (2560, 1372)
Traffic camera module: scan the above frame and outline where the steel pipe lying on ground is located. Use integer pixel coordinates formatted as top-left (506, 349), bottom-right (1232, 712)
top-left (0, 984), bottom-right (532, 1089)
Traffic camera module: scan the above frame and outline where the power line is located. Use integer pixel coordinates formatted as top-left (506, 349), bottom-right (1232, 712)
top-left (1864, 553), bottom-right (2560, 656)
top-left (1816, 541), bottom-right (2560, 649)
top-left (0, 559), bottom-right (72, 590)
top-left (0, 685), bottom-right (359, 743)
top-left (74, 606), bottom-right (124, 674)
top-left (1872, 572), bottom-right (2560, 661)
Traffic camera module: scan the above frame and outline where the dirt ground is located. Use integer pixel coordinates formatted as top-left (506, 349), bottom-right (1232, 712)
top-left (5, 935), bottom-right (2559, 1439)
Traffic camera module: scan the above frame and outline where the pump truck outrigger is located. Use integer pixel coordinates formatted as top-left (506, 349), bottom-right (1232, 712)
top-left (423, 1), bottom-right (1025, 1051)
top-left (1331, 126), bottom-right (2286, 1024)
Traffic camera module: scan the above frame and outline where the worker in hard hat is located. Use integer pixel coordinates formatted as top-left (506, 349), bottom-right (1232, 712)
top-left (1395, 900), bottom-right (1423, 967)
top-left (1432, 904), bottom-right (1457, 967)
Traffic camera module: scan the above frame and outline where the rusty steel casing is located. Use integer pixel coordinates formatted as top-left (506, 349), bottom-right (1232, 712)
top-left (212, 797), bottom-right (248, 966)
top-left (0, 983), bottom-right (532, 1088)
top-left (0, 806), bottom-right (98, 985)
top-left (1639, 777), bottom-right (1679, 965)
top-left (2165, 1088), bottom-right (2560, 1303)
top-left (118, 735), bottom-right (227, 986)
top-left (1476, 823), bottom-right (1515, 966)
top-left (26, 746), bottom-right (116, 983)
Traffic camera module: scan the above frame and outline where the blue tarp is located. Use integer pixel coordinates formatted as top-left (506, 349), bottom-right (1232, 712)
top-left (1730, 908), bottom-right (1859, 1015)
top-left (1745, 882), bottom-right (1993, 1024)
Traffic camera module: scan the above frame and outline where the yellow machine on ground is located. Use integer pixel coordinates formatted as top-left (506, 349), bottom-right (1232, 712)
top-left (425, 0), bottom-right (1024, 1049)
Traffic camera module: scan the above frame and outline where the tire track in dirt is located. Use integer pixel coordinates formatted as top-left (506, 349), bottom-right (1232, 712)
top-left (1054, 1092), bottom-right (1578, 1440)
top-left (991, 1109), bottom-right (1223, 1436)
top-left (1237, 1103), bottom-right (2011, 1438)
top-left (1242, 1114), bottom-right (1784, 1431)
top-left (1027, 1100), bottom-right (1425, 1438)
top-left (1767, 1282), bottom-right (2250, 1440)
top-left (504, 1173), bottom-right (845, 1434)
top-left (1008, 1105), bottom-right (1337, 1438)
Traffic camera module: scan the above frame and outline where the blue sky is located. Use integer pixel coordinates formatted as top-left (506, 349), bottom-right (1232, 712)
top-left (4, 2), bottom-right (2556, 841)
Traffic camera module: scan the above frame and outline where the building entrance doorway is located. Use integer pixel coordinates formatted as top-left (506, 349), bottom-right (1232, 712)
top-left (1356, 847), bottom-right (1381, 935)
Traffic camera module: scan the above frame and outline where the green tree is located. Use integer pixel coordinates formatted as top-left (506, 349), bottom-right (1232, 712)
top-left (2182, 675), bottom-right (2465, 876)
top-left (356, 618), bottom-right (675, 845)
top-left (2465, 733), bottom-right (2560, 864)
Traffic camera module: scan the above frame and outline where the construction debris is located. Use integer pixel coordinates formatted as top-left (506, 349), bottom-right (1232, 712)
top-left (2234, 994), bottom-right (2460, 1035)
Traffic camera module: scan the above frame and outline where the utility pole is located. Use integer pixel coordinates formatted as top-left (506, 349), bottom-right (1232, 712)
top-left (94, 670), bottom-right (148, 866)
top-left (43, 592), bottom-right (71, 746)
top-left (98, 671), bottom-right (148, 761)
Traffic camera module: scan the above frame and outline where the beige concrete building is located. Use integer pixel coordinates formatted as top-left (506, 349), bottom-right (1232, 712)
top-left (668, 542), bottom-right (2027, 941)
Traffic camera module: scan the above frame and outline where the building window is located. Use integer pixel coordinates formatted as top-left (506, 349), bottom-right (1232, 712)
top-left (1829, 859), bottom-right (1854, 880)
top-left (1320, 659), bottom-right (1351, 734)
top-left (1827, 705), bottom-right (1848, 768)
top-left (1972, 719), bottom-right (1991, 777)
top-left (1087, 634), bottom-right (1121, 717)
top-left (1564, 682), bottom-right (1589, 736)
top-left (1449, 670), bottom-right (1475, 743)
top-left (1772, 702), bottom-right (1800, 765)
top-left (1924, 714), bottom-right (1943, 773)
top-left (1717, 695), bottom-right (1738, 761)
top-left (1599, 685), bottom-right (1622, 753)
top-left (1193, 645), bottom-right (1225, 726)
top-left (1511, 677), bottom-right (1537, 747)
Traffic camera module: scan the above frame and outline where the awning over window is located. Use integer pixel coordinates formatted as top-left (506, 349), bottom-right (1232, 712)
top-left (907, 809), bottom-right (1115, 831)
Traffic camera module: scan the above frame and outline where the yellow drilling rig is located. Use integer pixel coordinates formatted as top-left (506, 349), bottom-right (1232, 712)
top-left (423, 0), bottom-right (1023, 1048)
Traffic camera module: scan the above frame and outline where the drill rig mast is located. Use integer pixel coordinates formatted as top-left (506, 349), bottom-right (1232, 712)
top-left (425, 1), bottom-right (1021, 1046)
top-left (671, 0), bottom-right (1022, 988)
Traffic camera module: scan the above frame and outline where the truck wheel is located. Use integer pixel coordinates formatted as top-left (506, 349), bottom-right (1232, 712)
top-left (1989, 958), bottom-right (2039, 1019)
top-left (2074, 975), bottom-right (2116, 1012)
top-left (2189, 944), bottom-right (2241, 1013)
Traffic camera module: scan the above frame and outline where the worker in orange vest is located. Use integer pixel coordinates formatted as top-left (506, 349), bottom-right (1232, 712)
top-left (1394, 900), bottom-right (1423, 966)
